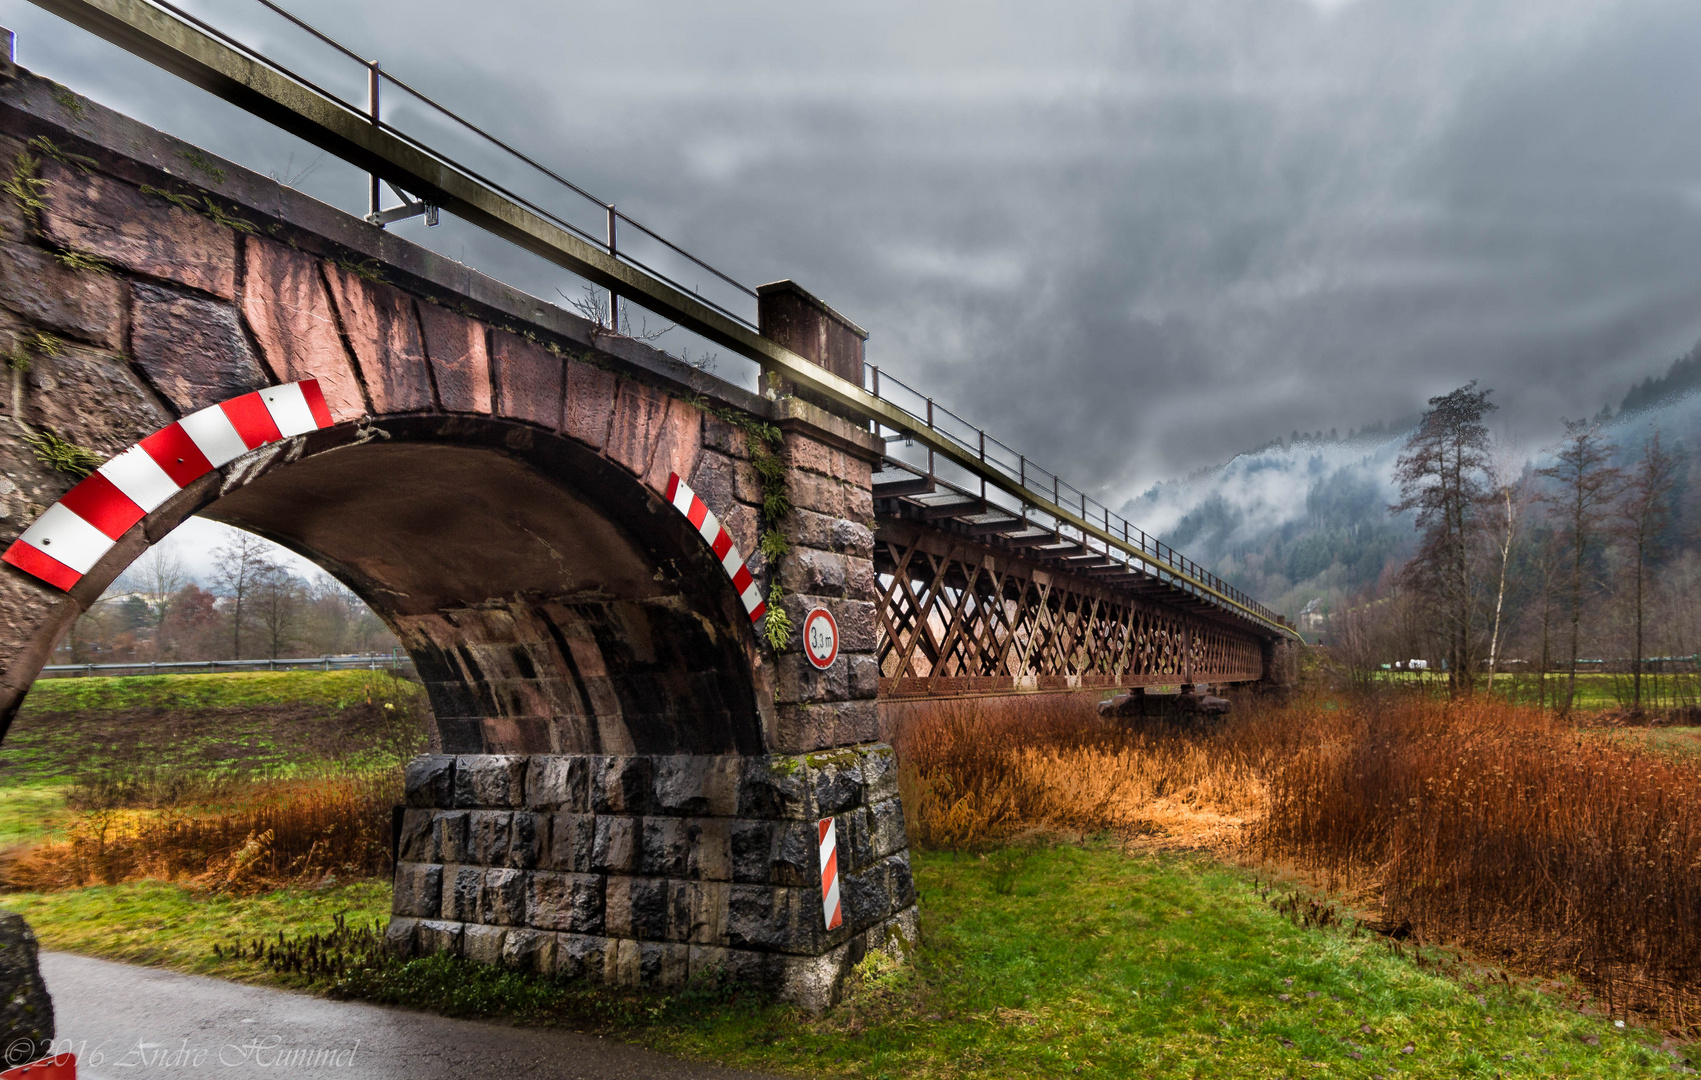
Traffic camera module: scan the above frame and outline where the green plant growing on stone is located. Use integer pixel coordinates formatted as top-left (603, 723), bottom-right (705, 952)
top-left (335, 257), bottom-right (384, 284)
top-left (177, 149), bottom-right (226, 184)
top-left (6, 332), bottom-right (60, 428)
top-left (2, 152), bottom-right (48, 216)
top-left (53, 247), bottom-right (109, 273)
top-left (27, 137), bottom-right (94, 174)
top-left (138, 186), bottom-right (257, 234)
top-left (763, 582), bottom-right (793, 651)
top-left (50, 88), bottom-right (85, 120)
top-left (682, 394), bottom-right (797, 650)
top-left (25, 430), bottom-right (102, 478)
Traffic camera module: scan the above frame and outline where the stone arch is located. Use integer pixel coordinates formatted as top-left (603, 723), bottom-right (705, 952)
top-left (3, 401), bottom-right (772, 758)
top-left (0, 69), bottom-right (907, 1007)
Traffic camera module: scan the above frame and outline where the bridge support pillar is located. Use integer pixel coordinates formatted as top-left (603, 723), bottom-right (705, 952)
top-left (389, 746), bottom-right (915, 1009)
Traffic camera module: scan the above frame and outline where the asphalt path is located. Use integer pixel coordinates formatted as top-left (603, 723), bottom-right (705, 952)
top-left (34, 952), bottom-right (791, 1080)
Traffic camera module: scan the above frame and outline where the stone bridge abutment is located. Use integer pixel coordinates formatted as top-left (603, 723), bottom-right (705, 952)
top-left (0, 66), bottom-right (908, 1006)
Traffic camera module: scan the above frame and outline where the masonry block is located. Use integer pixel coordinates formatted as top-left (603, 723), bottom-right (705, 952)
top-left (129, 283), bottom-right (268, 413)
top-left (0, 239), bottom-right (124, 348)
top-left (321, 263), bottom-right (434, 414)
top-left (444, 865), bottom-right (484, 922)
top-left (554, 933), bottom-right (616, 982)
top-left (562, 357), bottom-right (616, 449)
top-left (405, 755), bottom-right (455, 807)
top-left (481, 867), bottom-right (528, 926)
top-left (653, 754), bottom-right (740, 817)
top-left (416, 920), bottom-right (462, 957)
top-left (548, 812), bottom-right (594, 872)
top-left (434, 810), bottom-right (469, 863)
top-left (384, 916), bottom-right (418, 957)
top-left (500, 926), bottom-right (553, 974)
top-left (392, 862), bottom-right (442, 918)
top-left (453, 755), bottom-right (527, 808)
top-left (591, 815), bottom-right (638, 874)
top-left (615, 939), bottom-right (688, 989)
top-left (241, 237), bottom-right (364, 421)
top-left (396, 808), bottom-right (436, 863)
top-left (462, 924), bottom-right (506, 966)
top-left (526, 755), bottom-right (588, 812)
top-left (686, 818), bottom-right (732, 881)
top-left (42, 164), bottom-right (238, 298)
top-left (592, 756), bottom-right (652, 814)
top-left (861, 745), bottom-right (899, 803)
top-left (490, 329), bottom-right (561, 429)
top-left (737, 758), bottom-right (810, 820)
top-left (415, 302), bottom-right (492, 414)
top-left (639, 817), bottom-right (691, 878)
top-left (467, 810), bottom-right (512, 865)
top-left (509, 812), bottom-right (547, 868)
top-left (869, 797), bottom-right (907, 860)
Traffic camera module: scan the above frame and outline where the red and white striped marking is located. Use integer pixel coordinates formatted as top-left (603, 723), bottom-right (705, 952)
top-left (664, 472), bottom-right (766, 622)
top-left (2, 381), bottom-right (334, 592)
top-left (819, 816), bottom-right (843, 931)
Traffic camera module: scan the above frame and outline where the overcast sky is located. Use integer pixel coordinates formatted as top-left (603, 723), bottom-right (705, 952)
top-left (10, 0), bottom-right (1701, 506)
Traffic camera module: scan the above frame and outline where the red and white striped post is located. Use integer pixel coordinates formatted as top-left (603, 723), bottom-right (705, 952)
top-left (818, 816), bottom-right (842, 930)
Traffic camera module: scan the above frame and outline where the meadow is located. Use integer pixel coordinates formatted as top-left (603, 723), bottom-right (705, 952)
top-left (0, 669), bottom-right (1694, 1077)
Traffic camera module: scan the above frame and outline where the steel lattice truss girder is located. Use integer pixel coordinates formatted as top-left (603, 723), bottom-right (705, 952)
top-left (874, 520), bottom-right (1266, 700)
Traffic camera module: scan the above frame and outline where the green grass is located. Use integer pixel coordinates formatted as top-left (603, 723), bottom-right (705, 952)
top-left (0, 670), bottom-right (428, 790)
top-left (3, 845), bottom-right (1683, 1078)
top-left (0, 879), bottom-right (391, 978)
top-left (19, 670), bottom-right (418, 714)
top-left (1368, 670), bottom-right (1699, 710)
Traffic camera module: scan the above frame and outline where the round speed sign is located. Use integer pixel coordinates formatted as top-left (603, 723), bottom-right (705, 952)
top-left (802, 607), bottom-right (839, 670)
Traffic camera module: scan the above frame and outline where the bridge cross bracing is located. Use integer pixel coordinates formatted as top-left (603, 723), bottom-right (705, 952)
top-left (25, 0), bottom-right (1299, 683)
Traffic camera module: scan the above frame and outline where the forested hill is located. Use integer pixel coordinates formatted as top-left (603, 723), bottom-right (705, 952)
top-left (1120, 368), bottom-right (1701, 625)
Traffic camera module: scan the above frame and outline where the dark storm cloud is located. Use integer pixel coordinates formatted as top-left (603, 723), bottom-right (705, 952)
top-left (13, 0), bottom-right (1701, 501)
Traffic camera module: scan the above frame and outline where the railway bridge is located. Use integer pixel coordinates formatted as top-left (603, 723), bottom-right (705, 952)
top-left (0, 0), bottom-right (1298, 1008)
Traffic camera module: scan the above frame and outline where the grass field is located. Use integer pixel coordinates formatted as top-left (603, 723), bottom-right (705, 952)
top-left (2, 668), bottom-right (1695, 1076)
top-left (4, 669), bottom-right (427, 785)
top-left (0, 843), bottom-right (1679, 1078)
top-left (1365, 669), bottom-right (1700, 710)
top-left (0, 670), bottom-right (428, 849)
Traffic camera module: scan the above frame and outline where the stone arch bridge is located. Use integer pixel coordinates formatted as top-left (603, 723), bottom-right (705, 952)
top-left (0, 31), bottom-right (1294, 1007)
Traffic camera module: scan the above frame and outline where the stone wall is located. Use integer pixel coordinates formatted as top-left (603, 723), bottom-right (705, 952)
top-left (387, 747), bottom-right (917, 1009)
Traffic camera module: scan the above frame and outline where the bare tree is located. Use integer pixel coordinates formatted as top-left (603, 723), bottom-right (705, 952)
top-left (210, 531), bottom-right (276, 660)
top-left (1483, 442), bottom-right (1534, 695)
top-left (1391, 382), bottom-right (1497, 696)
top-left (1614, 430), bottom-right (1679, 711)
top-left (123, 546), bottom-right (186, 660)
top-left (1538, 420), bottom-right (1622, 712)
top-left (253, 565), bottom-right (305, 659)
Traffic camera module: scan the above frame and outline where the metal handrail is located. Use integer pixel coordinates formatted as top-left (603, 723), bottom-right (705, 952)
top-left (38, 654), bottom-right (415, 677)
top-left (25, 0), bottom-right (1297, 640)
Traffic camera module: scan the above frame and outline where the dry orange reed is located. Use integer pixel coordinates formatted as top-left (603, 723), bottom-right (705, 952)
top-left (1259, 694), bottom-right (1701, 1020)
top-left (6, 773), bottom-right (398, 894)
top-left (899, 692), bottom-right (1701, 1021)
top-left (895, 698), bottom-right (1265, 849)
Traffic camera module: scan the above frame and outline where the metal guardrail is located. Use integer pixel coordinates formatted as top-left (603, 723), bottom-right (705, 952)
top-left (38, 653), bottom-right (414, 677)
top-left (25, 0), bottom-right (1298, 640)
